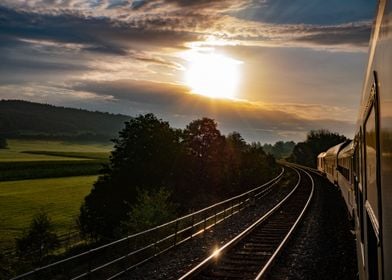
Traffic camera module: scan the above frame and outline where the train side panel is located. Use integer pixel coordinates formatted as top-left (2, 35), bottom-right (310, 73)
top-left (354, 0), bottom-right (391, 278)
top-left (317, 152), bottom-right (326, 173)
top-left (337, 141), bottom-right (355, 219)
top-left (374, 2), bottom-right (392, 279)
top-left (324, 142), bottom-right (347, 185)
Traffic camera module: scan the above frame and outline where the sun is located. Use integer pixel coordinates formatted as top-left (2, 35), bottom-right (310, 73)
top-left (183, 49), bottom-right (242, 99)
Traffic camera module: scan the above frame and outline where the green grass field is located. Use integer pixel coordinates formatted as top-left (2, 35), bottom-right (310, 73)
top-left (0, 176), bottom-right (97, 251)
top-left (0, 139), bottom-right (111, 162)
top-left (0, 140), bottom-right (111, 181)
top-left (0, 140), bottom-right (112, 252)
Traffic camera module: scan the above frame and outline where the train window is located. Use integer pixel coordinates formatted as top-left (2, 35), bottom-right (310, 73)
top-left (365, 106), bottom-right (379, 222)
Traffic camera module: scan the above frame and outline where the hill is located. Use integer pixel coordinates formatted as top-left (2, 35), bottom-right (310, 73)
top-left (0, 100), bottom-right (131, 142)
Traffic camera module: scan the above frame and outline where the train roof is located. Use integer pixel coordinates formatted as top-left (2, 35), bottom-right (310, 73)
top-left (317, 152), bottom-right (326, 158)
top-left (324, 141), bottom-right (349, 159)
top-left (338, 140), bottom-right (354, 159)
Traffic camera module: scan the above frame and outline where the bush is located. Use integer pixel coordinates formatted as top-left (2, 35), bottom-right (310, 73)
top-left (0, 137), bottom-right (7, 149)
top-left (15, 211), bottom-right (59, 265)
top-left (122, 188), bottom-right (177, 234)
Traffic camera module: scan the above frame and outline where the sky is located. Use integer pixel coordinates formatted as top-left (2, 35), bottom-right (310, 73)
top-left (0, 0), bottom-right (377, 143)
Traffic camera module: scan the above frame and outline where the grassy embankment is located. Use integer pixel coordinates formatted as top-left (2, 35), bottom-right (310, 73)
top-left (0, 140), bottom-right (111, 251)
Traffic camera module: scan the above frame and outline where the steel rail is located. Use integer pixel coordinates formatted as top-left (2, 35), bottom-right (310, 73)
top-left (254, 165), bottom-right (315, 279)
top-left (178, 166), bottom-right (302, 280)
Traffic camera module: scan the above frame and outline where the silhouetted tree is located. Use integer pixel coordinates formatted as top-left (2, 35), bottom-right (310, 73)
top-left (15, 211), bottom-right (59, 265)
top-left (241, 143), bottom-right (277, 188)
top-left (289, 129), bottom-right (347, 167)
top-left (222, 132), bottom-right (247, 195)
top-left (182, 118), bottom-right (226, 204)
top-left (0, 137), bottom-right (7, 149)
top-left (79, 114), bottom-right (180, 239)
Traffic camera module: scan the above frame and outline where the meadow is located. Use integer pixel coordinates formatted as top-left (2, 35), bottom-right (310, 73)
top-left (0, 139), bottom-right (111, 162)
top-left (0, 140), bottom-right (112, 251)
top-left (0, 176), bottom-right (97, 250)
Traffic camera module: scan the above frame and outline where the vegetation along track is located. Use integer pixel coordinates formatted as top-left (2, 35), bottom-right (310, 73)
top-left (179, 166), bottom-right (314, 280)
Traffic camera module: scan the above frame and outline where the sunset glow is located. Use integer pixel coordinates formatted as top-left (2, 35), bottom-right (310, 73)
top-left (184, 50), bottom-right (242, 99)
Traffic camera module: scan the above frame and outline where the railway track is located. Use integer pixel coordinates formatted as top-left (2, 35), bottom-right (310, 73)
top-left (179, 166), bottom-right (314, 280)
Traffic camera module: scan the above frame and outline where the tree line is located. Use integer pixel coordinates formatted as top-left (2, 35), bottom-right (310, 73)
top-left (262, 141), bottom-right (295, 159)
top-left (288, 129), bottom-right (347, 168)
top-left (78, 114), bottom-right (280, 240)
top-left (0, 100), bottom-right (129, 142)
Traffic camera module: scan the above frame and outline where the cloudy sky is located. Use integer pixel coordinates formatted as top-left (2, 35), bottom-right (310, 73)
top-left (0, 0), bottom-right (376, 143)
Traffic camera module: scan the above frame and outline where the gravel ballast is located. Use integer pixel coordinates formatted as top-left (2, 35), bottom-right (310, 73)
top-left (267, 171), bottom-right (358, 280)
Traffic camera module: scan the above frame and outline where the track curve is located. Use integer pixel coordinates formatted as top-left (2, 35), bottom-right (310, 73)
top-left (179, 166), bottom-right (314, 280)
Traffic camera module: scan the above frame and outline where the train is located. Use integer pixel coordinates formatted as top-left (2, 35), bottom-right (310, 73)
top-left (317, 1), bottom-right (391, 278)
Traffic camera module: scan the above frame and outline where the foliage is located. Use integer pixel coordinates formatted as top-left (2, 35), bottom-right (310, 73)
top-left (15, 211), bottom-right (60, 264)
top-left (79, 114), bottom-right (280, 240)
top-left (123, 188), bottom-right (176, 233)
top-left (0, 137), bottom-right (7, 149)
top-left (262, 141), bottom-right (296, 159)
top-left (79, 114), bottom-right (180, 240)
top-left (0, 100), bottom-right (129, 141)
top-left (288, 129), bottom-right (347, 167)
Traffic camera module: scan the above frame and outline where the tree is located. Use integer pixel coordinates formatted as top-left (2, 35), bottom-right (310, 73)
top-left (0, 137), bottom-right (7, 149)
top-left (241, 143), bottom-right (277, 189)
top-left (15, 211), bottom-right (59, 265)
top-left (122, 188), bottom-right (176, 233)
top-left (181, 118), bottom-right (226, 204)
top-left (79, 114), bottom-right (181, 239)
top-left (289, 129), bottom-right (347, 167)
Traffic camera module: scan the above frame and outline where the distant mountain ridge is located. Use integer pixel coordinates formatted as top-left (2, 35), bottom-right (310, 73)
top-left (0, 100), bottom-right (131, 142)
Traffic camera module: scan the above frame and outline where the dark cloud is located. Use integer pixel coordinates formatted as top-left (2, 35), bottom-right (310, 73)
top-left (234, 0), bottom-right (375, 25)
top-left (107, 0), bottom-right (130, 9)
top-left (131, 0), bottom-right (242, 10)
top-left (72, 79), bottom-right (191, 105)
top-left (293, 22), bottom-right (372, 47)
top-left (0, 6), bottom-right (198, 55)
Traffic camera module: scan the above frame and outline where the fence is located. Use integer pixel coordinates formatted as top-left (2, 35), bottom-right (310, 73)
top-left (12, 168), bottom-right (284, 280)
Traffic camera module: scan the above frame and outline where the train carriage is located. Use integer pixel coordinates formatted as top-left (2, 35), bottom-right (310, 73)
top-left (317, 1), bottom-right (392, 278)
top-left (351, 0), bottom-right (392, 278)
top-left (323, 142), bottom-right (348, 185)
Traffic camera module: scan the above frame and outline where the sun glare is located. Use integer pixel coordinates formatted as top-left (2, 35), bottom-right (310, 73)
top-left (183, 49), bottom-right (242, 99)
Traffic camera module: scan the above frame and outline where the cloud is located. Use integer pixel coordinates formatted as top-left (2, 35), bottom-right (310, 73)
top-left (69, 78), bottom-right (355, 142)
top-left (233, 0), bottom-right (375, 25)
top-left (0, 1), bottom-right (373, 53)
top-left (0, 1), bottom-right (370, 142)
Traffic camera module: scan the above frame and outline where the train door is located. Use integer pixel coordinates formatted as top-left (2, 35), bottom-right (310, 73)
top-left (363, 75), bottom-right (383, 280)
